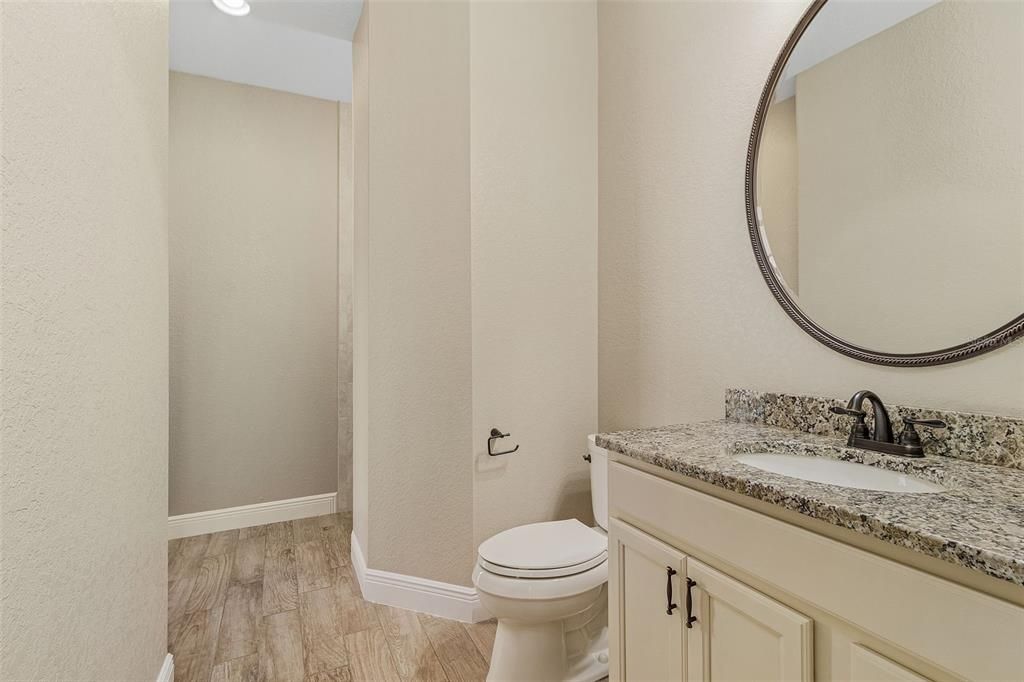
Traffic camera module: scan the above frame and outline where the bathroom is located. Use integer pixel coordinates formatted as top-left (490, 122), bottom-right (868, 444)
top-left (0, 0), bottom-right (1021, 681)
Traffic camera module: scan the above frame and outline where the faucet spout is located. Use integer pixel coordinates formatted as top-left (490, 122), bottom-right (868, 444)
top-left (847, 390), bottom-right (893, 443)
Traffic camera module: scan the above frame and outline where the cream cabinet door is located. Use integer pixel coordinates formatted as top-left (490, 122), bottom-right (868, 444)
top-left (608, 518), bottom-right (687, 681)
top-left (686, 558), bottom-right (813, 682)
top-left (849, 644), bottom-right (930, 681)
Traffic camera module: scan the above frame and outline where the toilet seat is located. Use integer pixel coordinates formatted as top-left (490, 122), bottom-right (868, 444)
top-left (479, 551), bottom-right (608, 578)
top-left (473, 557), bottom-right (608, 601)
top-left (478, 519), bottom-right (607, 579)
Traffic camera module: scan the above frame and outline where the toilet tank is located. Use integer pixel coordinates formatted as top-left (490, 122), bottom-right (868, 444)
top-left (587, 434), bottom-right (609, 530)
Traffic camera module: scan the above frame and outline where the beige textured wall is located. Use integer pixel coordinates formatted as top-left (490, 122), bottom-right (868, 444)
top-left (169, 72), bottom-right (339, 515)
top-left (352, 8), bottom-right (369, 552)
top-left (471, 0), bottom-right (598, 546)
top-left (353, 0), bottom-right (476, 585)
top-left (338, 103), bottom-right (354, 512)
top-left (353, 0), bottom-right (597, 585)
top-left (758, 96), bottom-right (799, 292)
top-left (0, 2), bottom-right (170, 678)
top-left (795, 0), bottom-right (1023, 352)
top-left (598, 0), bottom-right (1024, 434)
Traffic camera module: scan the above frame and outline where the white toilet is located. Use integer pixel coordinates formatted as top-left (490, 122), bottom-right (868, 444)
top-left (472, 435), bottom-right (609, 682)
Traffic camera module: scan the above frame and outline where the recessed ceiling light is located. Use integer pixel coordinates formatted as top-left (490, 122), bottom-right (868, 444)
top-left (212, 0), bottom-right (250, 17)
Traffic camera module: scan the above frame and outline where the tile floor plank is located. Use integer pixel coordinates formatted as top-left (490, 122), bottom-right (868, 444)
top-left (263, 522), bottom-right (298, 616)
top-left (169, 608), bottom-right (223, 660)
top-left (321, 526), bottom-right (349, 572)
top-left (170, 606), bottom-right (223, 682)
top-left (233, 534), bottom-right (267, 584)
top-left (305, 667), bottom-right (352, 682)
top-left (205, 529), bottom-right (240, 558)
top-left (298, 586), bottom-right (349, 676)
top-left (260, 610), bottom-right (306, 682)
top-left (239, 525), bottom-right (268, 539)
top-left (344, 628), bottom-right (403, 682)
top-left (419, 614), bottom-right (489, 682)
top-left (295, 540), bottom-right (332, 593)
top-left (216, 581), bottom-right (263, 664)
top-left (461, 620), bottom-right (497, 664)
top-left (185, 553), bottom-right (233, 613)
top-left (293, 515), bottom-right (337, 544)
top-left (168, 514), bottom-right (494, 682)
top-left (168, 573), bottom-right (198, 626)
top-left (169, 534), bottom-right (211, 583)
top-left (335, 571), bottom-right (380, 635)
top-left (210, 653), bottom-right (258, 682)
top-left (173, 652), bottom-right (217, 682)
top-left (376, 604), bottom-right (448, 681)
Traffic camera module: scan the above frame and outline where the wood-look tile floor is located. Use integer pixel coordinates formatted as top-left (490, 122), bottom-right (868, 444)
top-left (168, 513), bottom-right (496, 682)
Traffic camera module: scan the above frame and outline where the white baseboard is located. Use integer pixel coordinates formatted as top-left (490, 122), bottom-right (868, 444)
top-left (350, 531), bottom-right (490, 623)
top-left (156, 654), bottom-right (174, 682)
top-left (168, 492), bottom-right (337, 539)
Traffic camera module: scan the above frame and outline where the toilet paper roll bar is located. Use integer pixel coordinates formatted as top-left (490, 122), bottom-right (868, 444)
top-left (488, 428), bottom-right (519, 456)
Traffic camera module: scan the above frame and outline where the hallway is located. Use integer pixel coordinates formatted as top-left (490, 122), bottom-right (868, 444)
top-left (168, 514), bottom-right (495, 681)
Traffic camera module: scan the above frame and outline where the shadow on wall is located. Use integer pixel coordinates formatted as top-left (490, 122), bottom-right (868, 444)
top-left (555, 476), bottom-right (595, 527)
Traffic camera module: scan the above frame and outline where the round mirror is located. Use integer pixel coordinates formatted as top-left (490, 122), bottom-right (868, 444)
top-left (747, 0), bottom-right (1024, 366)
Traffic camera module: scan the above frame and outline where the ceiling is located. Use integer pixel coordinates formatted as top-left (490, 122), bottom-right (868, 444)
top-left (169, 0), bottom-right (362, 102)
top-left (246, 0), bottom-right (363, 40)
top-left (775, 0), bottom-right (941, 101)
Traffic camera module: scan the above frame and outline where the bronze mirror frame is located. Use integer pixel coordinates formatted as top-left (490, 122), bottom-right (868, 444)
top-left (745, 0), bottom-right (1024, 366)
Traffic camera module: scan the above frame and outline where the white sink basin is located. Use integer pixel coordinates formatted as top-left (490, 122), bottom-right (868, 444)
top-left (734, 453), bottom-right (945, 493)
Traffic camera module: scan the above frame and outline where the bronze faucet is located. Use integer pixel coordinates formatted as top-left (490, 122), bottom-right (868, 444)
top-left (830, 390), bottom-right (946, 458)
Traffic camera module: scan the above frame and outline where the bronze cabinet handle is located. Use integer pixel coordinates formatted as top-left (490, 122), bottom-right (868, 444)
top-left (685, 578), bottom-right (698, 628)
top-left (666, 567), bottom-right (678, 615)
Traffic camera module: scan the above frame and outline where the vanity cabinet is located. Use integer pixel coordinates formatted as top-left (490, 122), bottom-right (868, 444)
top-left (608, 460), bottom-right (1024, 681)
top-left (609, 519), bottom-right (686, 681)
top-left (610, 519), bottom-right (813, 682)
top-left (685, 559), bottom-right (813, 681)
top-left (848, 644), bottom-right (929, 682)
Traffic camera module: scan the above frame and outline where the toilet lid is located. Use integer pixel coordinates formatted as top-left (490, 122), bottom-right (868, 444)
top-left (478, 520), bottom-right (607, 576)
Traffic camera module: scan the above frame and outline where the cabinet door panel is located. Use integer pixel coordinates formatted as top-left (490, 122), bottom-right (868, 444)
top-left (687, 559), bottom-right (813, 682)
top-left (609, 519), bottom-right (686, 681)
top-left (850, 644), bottom-right (931, 682)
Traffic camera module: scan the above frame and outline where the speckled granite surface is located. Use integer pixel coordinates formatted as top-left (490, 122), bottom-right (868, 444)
top-left (596, 420), bottom-right (1024, 587)
top-left (725, 388), bottom-right (1024, 469)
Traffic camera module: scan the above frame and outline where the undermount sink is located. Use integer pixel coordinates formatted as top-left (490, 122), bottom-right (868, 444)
top-left (734, 453), bottom-right (945, 493)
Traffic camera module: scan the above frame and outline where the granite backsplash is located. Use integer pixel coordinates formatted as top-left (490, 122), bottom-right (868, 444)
top-left (724, 388), bottom-right (1024, 470)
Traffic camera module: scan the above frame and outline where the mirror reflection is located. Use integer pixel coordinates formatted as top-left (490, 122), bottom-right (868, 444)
top-left (755, 0), bottom-right (1023, 354)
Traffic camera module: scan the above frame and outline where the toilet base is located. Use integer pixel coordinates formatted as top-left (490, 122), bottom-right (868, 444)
top-left (486, 588), bottom-right (608, 682)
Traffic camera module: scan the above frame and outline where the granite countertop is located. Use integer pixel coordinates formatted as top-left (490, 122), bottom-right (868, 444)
top-left (596, 420), bottom-right (1024, 588)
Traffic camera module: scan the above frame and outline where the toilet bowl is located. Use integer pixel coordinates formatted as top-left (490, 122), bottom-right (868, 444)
top-left (472, 436), bottom-right (609, 682)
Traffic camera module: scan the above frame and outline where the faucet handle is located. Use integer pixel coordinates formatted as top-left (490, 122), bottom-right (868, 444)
top-left (830, 406), bottom-right (866, 418)
top-left (902, 416), bottom-right (947, 429)
top-left (900, 416), bottom-right (947, 449)
top-left (830, 405), bottom-right (869, 441)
